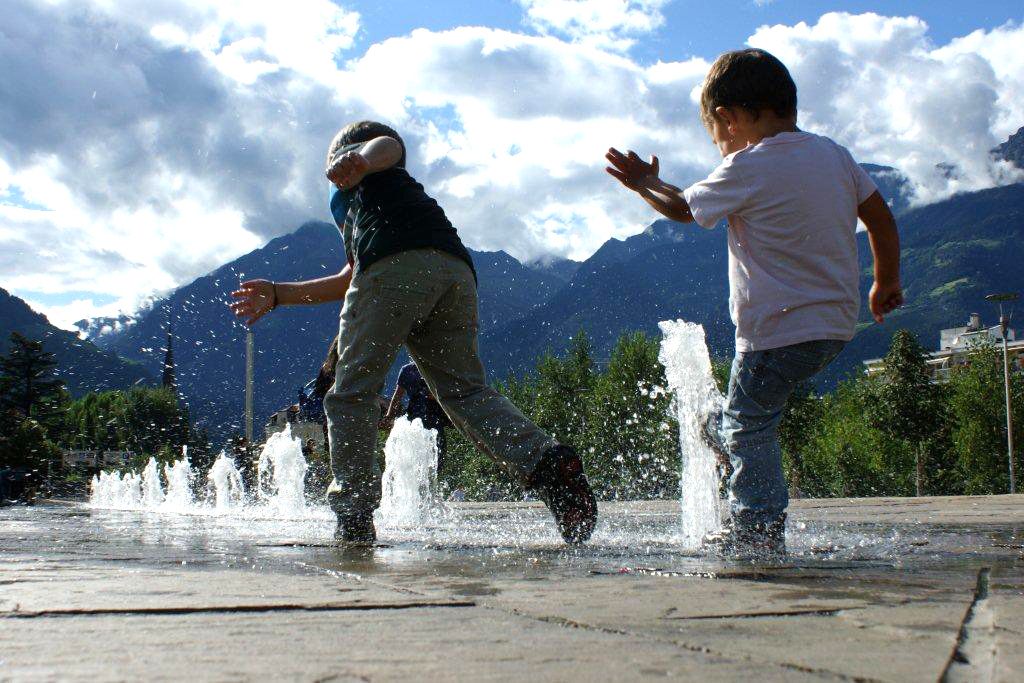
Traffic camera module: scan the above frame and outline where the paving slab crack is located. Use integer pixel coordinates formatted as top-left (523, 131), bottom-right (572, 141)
top-left (662, 607), bottom-right (856, 620)
top-left (1, 599), bottom-right (475, 619)
top-left (495, 605), bottom-right (881, 682)
top-left (940, 567), bottom-right (995, 683)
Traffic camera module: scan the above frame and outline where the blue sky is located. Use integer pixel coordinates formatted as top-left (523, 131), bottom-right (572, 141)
top-left (351, 0), bottom-right (1023, 62)
top-left (1, 0), bottom-right (1022, 329)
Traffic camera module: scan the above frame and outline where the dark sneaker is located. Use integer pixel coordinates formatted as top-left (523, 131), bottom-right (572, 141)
top-left (334, 510), bottom-right (376, 546)
top-left (703, 514), bottom-right (786, 561)
top-left (527, 445), bottom-right (598, 544)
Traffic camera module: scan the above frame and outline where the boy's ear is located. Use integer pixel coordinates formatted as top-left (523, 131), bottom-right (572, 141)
top-left (715, 106), bottom-right (740, 134)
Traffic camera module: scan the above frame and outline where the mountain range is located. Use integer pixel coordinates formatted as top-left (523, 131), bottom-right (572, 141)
top-left (4, 128), bottom-right (1021, 441)
top-left (0, 287), bottom-right (151, 396)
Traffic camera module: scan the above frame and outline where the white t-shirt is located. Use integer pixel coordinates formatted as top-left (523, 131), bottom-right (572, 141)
top-left (682, 131), bottom-right (877, 352)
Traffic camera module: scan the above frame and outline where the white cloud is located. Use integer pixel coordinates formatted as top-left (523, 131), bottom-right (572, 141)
top-left (105, 0), bottom-right (361, 83)
top-left (748, 12), bottom-right (1024, 202)
top-left (1, 3), bottom-right (1023, 329)
top-left (518, 0), bottom-right (668, 51)
top-left (345, 26), bottom-right (712, 260)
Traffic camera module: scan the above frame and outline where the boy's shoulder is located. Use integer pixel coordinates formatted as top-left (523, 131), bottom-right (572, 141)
top-left (728, 131), bottom-right (858, 175)
top-left (742, 131), bottom-right (843, 158)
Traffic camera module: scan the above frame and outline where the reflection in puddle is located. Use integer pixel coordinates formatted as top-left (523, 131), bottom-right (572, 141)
top-left (5, 502), bottom-right (1017, 586)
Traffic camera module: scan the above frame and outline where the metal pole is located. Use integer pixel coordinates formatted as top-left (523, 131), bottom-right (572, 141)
top-left (245, 330), bottom-right (254, 444)
top-left (1000, 306), bottom-right (1016, 494)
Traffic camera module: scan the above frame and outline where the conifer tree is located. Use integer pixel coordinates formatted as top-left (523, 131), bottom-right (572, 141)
top-left (0, 332), bottom-right (66, 430)
top-left (868, 329), bottom-right (945, 494)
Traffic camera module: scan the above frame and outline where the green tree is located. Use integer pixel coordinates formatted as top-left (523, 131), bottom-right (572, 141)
top-left (948, 341), bottom-right (1023, 494)
top-left (62, 386), bottom-right (192, 463)
top-left (778, 381), bottom-right (824, 493)
top-left (0, 417), bottom-right (61, 470)
top-left (867, 330), bottom-right (948, 495)
top-left (532, 330), bottom-right (595, 446)
top-left (587, 332), bottom-right (678, 498)
top-left (801, 378), bottom-right (905, 497)
top-left (0, 332), bottom-right (67, 432)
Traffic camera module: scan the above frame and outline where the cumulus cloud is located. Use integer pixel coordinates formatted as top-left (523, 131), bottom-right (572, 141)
top-left (748, 12), bottom-right (1024, 201)
top-left (517, 0), bottom-right (668, 51)
top-left (0, 0), bottom-right (361, 326)
top-left (0, 2), bottom-right (1022, 330)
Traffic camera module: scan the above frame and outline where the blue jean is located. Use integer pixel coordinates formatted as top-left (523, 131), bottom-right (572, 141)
top-left (719, 339), bottom-right (846, 525)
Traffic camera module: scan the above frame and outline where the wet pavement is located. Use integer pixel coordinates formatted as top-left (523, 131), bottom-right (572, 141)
top-left (2, 496), bottom-right (1022, 681)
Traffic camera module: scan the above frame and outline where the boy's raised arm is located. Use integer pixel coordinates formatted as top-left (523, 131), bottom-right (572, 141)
top-left (229, 264), bottom-right (354, 326)
top-left (858, 190), bottom-right (903, 323)
top-left (605, 148), bottom-right (693, 224)
top-left (326, 136), bottom-right (403, 189)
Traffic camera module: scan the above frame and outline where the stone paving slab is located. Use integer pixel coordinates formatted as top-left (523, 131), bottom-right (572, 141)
top-left (1, 604), bottom-right (817, 682)
top-left (788, 494), bottom-right (1024, 524)
top-left (993, 593), bottom-right (1024, 683)
top-left (1, 495), bottom-right (1022, 682)
top-left (0, 561), bottom-right (468, 615)
top-left (439, 571), bottom-right (976, 682)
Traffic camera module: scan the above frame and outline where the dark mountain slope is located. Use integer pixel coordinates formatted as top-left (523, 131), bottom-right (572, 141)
top-left (831, 182), bottom-right (1024, 381)
top-left (0, 288), bottom-right (152, 396)
top-left (92, 221), bottom-right (569, 438)
top-left (481, 220), bottom-right (732, 377)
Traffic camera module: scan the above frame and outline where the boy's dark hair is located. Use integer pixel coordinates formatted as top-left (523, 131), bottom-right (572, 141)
top-left (327, 120), bottom-right (406, 168)
top-left (700, 49), bottom-right (797, 129)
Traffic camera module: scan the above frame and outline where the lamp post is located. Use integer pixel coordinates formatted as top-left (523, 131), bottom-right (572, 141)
top-left (985, 292), bottom-right (1019, 494)
top-left (245, 330), bottom-right (254, 444)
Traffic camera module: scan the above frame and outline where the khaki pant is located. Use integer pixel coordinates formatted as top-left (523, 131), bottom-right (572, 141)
top-left (324, 248), bottom-right (556, 516)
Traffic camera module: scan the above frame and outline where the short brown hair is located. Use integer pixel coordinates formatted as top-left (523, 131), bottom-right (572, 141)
top-left (700, 49), bottom-right (797, 129)
top-left (326, 120), bottom-right (406, 168)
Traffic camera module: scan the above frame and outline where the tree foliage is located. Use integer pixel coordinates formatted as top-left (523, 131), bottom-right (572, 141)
top-left (947, 341), bottom-right (1023, 494)
top-left (0, 332), bottom-right (67, 432)
top-left (444, 328), bottom-right (1021, 501)
top-left (63, 387), bottom-right (191, 460)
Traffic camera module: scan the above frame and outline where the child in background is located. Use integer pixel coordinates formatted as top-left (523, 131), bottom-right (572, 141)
top-left (606, 49), bottom-right (902, 558)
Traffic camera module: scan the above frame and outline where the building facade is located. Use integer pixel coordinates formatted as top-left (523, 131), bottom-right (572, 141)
top-left (864, 313), bottom-right (1024, 381)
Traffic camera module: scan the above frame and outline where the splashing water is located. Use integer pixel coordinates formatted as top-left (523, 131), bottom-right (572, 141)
top-left (141, 458), bottom-right (165, 507)
top-left (162, 452), bottom-right (195, 512)
top-left (90, 427), bottom-right (323, 520)
top-left (208, 451), bottom-right (246, 511)
top-left (87, 323), bottom-right (724, 551)
top-left (378, 418), bottom-right (447, 529)
top-left (658, 319), bottom-right (724, 548)
top-left (90, 470), bottom-right (142, 510)
top-left (256, 428), bottom-right (309, 517)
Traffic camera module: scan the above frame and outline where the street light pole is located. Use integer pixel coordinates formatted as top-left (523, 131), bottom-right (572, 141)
top-left (999, 304), bottom-right (1016, 494)
top-left (245, 330), bottom-right (254, 444)
top-left (986, 293), bottom-right (1019, 494)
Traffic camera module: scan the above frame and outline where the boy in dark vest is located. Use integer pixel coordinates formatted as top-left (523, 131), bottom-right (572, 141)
top-left (231, 121), bottom-right (597, 545)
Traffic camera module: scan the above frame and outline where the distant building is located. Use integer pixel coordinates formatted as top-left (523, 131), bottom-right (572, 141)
top-left (62, 450), bottom-right (133, 469)
top-left (864, 313), bottom-right (1024, 381)
top-left (265, 380), bottom-right (328, 447)
top-left (263, 380), bottom-right (389, 449)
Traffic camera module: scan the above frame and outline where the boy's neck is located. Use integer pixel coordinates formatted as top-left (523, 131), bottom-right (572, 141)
top-left (743, 114), bottom-right (799, 146)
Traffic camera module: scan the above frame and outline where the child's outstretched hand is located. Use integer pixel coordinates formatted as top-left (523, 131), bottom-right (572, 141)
top-left (869, 280), bottom-right (903, 323)
top-left (326, 151), bottom-right (370, 190)
top-left (230, 279), bottom-right (275, 326)
top-left (605, 148), bottom-right (659, 192)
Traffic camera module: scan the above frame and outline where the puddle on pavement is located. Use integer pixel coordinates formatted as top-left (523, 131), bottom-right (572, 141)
top-left (2, 503), bottom-right (1019, 587)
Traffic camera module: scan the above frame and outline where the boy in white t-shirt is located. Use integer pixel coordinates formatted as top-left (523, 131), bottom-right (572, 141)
top-left (606, 48), bottom-right (902, 558)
